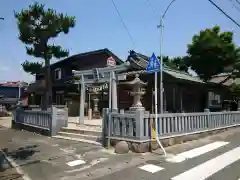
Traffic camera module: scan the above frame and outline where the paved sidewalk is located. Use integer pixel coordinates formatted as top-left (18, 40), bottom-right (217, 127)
top-left (0, 116), bottom-right (12, 128)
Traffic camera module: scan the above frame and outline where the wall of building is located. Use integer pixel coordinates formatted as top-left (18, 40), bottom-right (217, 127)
top-left (0, 86), bottom-right (21, 98)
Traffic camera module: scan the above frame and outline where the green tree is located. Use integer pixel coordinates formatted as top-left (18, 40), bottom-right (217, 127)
top-left (160, 56), bottom-right (189, 72)
top-left (187, 26), bottom-right (240, 81)
top-left (15, 3), bottom-right (75, 108)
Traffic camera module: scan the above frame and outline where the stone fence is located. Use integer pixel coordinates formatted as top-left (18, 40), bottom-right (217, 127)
top-left (12, 106), bottom-right (68, 136)
top-left (102, 108), bottom-right (240, 153)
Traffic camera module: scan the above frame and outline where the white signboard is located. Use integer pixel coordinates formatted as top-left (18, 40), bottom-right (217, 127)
top-left (106, 56), bottom-right (116, 67)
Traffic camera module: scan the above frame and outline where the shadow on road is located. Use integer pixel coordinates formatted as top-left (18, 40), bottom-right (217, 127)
top-left (0, 151), bottom-right (23, 179)
top-left (3, 144), bottom-right (39, 160)
top-left (0, 144), bottom-right (40, 179)
top-left (0, 144), bottom-right (39, 171)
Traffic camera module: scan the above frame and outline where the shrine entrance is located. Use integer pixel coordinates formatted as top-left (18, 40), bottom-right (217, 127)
top-left (72, 62), bottom-right (130, 124)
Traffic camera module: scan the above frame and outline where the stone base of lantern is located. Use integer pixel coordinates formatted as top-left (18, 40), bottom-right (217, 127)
top-left (129, 106), bottom-right (145, 111)
top-left (92, 111), bottom-right (101, 119)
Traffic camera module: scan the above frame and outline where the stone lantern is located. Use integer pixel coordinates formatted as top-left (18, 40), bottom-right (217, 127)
top-left (88, 87), bottom-right (101, 119)
top-left (121, 74), bottom-right (147, 111)
top-left (92, 93), bottom-right (100, 119)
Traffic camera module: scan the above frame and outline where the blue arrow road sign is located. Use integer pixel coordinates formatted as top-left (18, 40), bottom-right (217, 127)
top-left (146, 53), bottom-right (161, 73)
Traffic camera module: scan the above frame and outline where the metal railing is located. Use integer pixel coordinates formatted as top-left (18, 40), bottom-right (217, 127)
top-left (102, 109), bottom-right (240, 142)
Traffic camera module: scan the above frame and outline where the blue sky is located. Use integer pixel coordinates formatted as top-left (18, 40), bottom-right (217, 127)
top-left (0, 0), bottom-right (240, 82)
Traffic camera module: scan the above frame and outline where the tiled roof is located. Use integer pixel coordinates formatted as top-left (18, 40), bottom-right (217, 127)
top-left (164, 68), bottom-right (203, 83)
top-left (127, 50), bottom-right (204, 84)
top-left (208, 74), bottom-right (240, 86)
top-left (0, 81), bottom-right (28, 88)
top-left (50, 48), bottom-right (124, 68)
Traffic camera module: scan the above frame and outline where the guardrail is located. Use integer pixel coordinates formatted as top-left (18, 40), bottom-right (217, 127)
top-left (102, 109), bottom-right (240, 143)
top-left (12, 106), bottom-right (68, 136)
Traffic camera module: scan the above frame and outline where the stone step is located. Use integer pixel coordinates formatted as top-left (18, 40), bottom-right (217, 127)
top-left (55, 123), bottom-right (104, 145)
top-left (60, 125), bottom-right (102, 137)
top-left (53, 135), bottom-right (102, 146)
top-left (57, 131), bottom-right (102, 143)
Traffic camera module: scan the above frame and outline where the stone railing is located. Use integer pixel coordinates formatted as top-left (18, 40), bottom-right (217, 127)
top-left (102, 108), bottom-right (240, 153)
top-left (12, 106), bottom-right (68, 136)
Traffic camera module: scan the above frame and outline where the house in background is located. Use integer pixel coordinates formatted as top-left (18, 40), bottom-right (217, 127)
top-left (209, 73), bottom-right (240, 110)
top-left (27, 48), bottom-right (233, 117)
top-left (124, 51), bottom-right (231, 113)
top-left (0, 81), bottom-right (28, 108)
top-left (27, 48), bottom-right (123, 116)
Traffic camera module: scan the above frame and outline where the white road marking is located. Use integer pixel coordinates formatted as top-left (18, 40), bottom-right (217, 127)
top-left (66, 159), bottom-right (86, 167)
top-left (60, 147), bottom-right (76, 154)
top-left (167, 141), bottom-right (229, 163)
top-left (138, 164), bottom-right (164, 173)
top-left (52, 144), bottom-right (59, 147)
top-left (171, 146), bottom-right (240, 180)
top-left (65, 158), bottom-right (108, 173)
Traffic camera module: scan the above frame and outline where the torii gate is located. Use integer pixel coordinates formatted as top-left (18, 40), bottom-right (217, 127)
top-left (72, 62), bottom-right (130, 124)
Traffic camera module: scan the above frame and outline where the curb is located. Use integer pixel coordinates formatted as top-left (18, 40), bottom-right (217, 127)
top-left (0, 149), bottom-right (32, 180)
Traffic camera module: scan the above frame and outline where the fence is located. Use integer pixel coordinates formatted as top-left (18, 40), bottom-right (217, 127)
top-left (12, 106), bottom-right (68, 136)
top-left (102, 108), bottom-right (240, 142)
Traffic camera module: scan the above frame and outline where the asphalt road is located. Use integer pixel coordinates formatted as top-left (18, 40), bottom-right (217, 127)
top-left (1, 122), bottom-right (240, 180)
top-left (95, 127), bottom-right (240, 180)
top-left (0, 125), bottom-right (148, 180)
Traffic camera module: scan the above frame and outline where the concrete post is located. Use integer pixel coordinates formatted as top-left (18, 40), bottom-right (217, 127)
top-left (204, 108), bottom-right (210, 128)
top-left (111, 71), bottom-right (118, 111)
top-left (51, 106), bottom-right (57, 136)
top-left (102, 108), bottom-right (109, 147)
top-left (79, 75), bottom-right (85, 124)
top-left (64, 107), bottom-right (68, 127)
top-left (135, 109), bottom-right (145, 140)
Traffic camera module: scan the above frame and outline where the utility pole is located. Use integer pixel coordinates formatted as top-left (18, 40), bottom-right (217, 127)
top-left (158, 0), bottom-right (177, 114)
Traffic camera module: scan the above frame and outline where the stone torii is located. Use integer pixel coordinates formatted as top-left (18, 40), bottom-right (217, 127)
top-left (72, 62), bottom-right (130, 123)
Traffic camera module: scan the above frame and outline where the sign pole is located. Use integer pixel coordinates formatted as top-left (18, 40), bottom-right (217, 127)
top-left (159, 17), bottom-right (164, 114)
top-left (146, 52), bottom-right (166, 156)
top-left (154, 71), bottom-right (158, 138)
top-left (158, 17), bottom-right (167, 157)
top-left (107, 71), bottom-right (112, 148)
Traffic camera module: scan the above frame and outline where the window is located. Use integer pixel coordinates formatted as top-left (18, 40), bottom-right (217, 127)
top-left (54, 68), bottom-right (62, 80)
top-left (56, 94), bottom-right (64, 105)
top-left (208, 91), bottom-right (221, 106)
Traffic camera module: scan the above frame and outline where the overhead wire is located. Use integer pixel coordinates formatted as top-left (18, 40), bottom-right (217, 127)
top-left (144, 0), bottom-right (158, 16)
top-left (208, 0), bottom-right (240, 27)
top-left (145, 0), bottom-right (240, 28)
top-left (110, 0), bottom-right (136, 49)
top-left (228, 0), bottom-right (240, 12)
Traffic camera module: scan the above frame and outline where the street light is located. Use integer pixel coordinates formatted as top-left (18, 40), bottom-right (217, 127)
top-left (158, 0), bottom-right (177, 114)
top-left (0, 17), bottom-right (4, 20)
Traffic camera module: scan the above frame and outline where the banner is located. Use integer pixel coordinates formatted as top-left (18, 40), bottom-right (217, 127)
top-left (88, 83), bottom-right (108, 93)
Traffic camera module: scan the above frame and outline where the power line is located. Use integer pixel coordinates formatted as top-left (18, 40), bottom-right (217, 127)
top-left (208, 0), bottom-right (240, 27)
top-left (228, 0), bottom-right (240, 12)
top-left (236, 0), bottom-right (240, 5)
top-left (110, 0), bottom-right (136, 48)
top-left (145, 0), bottom-right (240, 28)
top-left (144, 0), bottom-right (158, 15)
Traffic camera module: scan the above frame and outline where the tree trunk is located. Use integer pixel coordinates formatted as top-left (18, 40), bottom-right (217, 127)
top-left (43, 59), bottom-right (52, 110)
